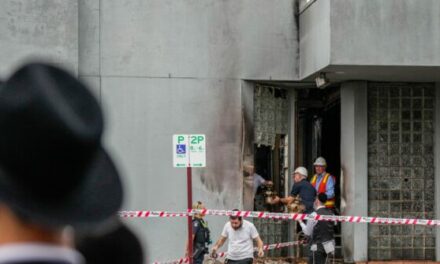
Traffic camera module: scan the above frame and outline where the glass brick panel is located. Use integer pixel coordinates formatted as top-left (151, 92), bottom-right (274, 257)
top-left (368, 83), bottom-right (435, 260)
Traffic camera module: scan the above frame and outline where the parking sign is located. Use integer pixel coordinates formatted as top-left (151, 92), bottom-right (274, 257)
top-left (173, 134), bottom-right (206, 167)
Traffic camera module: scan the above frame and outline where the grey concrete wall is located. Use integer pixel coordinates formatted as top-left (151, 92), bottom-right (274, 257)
top-left (78, 0), bottom-right (101, 99)
top-left (78, 0), bottom-right (100, 77)
top-left (331, 0), bottom-right (440, 66)
top-left (79, 1), bottom-right (300, 262)
top-left (0, 0), bottom-right (78, 77)
top-left (299, 0), bottom-right (331, 79)
top-left (340, 82), bottom-right (368, 262)
top-left (99, 0), bottom-right (298, 80)
top-left (102, 77), bottom-right (243, 262)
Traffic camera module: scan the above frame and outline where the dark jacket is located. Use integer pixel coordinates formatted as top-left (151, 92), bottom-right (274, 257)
top-left (193, 218), bottom-right (210, 248)
top-left (311, 207), bottom-right (334, 244)
top-left (290, 179), bottom-right (317, 213)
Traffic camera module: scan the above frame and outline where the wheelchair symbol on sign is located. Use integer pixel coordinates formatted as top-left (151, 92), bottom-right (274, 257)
top-left (176, 144), bottom-right (186, 154)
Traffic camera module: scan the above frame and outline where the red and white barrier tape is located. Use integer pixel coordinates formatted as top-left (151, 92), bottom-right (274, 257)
top-left (119, 209), bottom-right (440, 226)
top-left (152, 241), bottom-right (301, 264)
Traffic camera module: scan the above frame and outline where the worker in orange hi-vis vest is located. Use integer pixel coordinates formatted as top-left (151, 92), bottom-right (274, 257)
top-left (310, 157), bottom-right (336, 209)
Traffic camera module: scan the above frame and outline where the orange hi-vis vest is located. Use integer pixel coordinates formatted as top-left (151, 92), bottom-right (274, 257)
top-left (310, 173), bottom-right (335, 208)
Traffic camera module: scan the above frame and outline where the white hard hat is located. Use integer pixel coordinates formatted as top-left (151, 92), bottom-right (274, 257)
top-left (313, 157), bottom-right (327, 166)
top-left (294, 166), bottom-right (308, 177)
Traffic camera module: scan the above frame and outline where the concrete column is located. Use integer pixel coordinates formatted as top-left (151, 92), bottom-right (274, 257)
top-left (435, 82), bottom-right (440, 261)
top-left (340, 82), bottom-right (368, 262)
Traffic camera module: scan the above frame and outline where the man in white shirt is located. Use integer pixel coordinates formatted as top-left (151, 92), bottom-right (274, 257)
top-left (211, 211), bottom-right (264, 264)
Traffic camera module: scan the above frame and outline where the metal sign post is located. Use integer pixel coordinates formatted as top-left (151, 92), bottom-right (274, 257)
top-left (173, 134), bottom-right (206, 264)
top-left (186, 166), bottom-right (193, 264)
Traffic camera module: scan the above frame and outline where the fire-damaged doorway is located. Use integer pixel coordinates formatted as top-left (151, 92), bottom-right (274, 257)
top-left (248, 84), bottom-right (342, 213)
top-left (296, 85), bottom-right (342, 257)
top-left (245, 84), bottom-right (291, 257)
top-left (296, 86), bottom-right (341, 210)
top-left (243, 82), bottom-right (342, 259)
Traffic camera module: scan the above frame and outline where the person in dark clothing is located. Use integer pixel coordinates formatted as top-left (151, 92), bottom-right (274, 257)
top-left (186, 201), bottom-right (211, 264)
top-left (272, 167), bottom-right (316, 213)
top-left (76, 222), bottom-right (144, 264)
top-left (299, 193), bottom-right (335, 264)
top-left (0, 63), bottom-right (123, 264)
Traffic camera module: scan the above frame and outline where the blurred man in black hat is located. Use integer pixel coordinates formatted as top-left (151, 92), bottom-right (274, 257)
top-left (0, 63), bottom-right (123, 264)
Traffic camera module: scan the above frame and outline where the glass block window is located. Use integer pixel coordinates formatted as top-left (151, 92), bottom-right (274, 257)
top-left (254, 85), bottom-right (288, 147)
top-left (368, 83), bottom-right (435, 260)
top-left (253, 218), bottom-right (288, 257)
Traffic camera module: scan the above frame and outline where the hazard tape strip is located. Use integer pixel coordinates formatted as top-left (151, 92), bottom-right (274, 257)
top-left (118, 209), bottom-right (440, 226)
top-left (152, 241), bottom-right (302, 264)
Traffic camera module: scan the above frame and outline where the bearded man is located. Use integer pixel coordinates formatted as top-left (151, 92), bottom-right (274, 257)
top-left (211, 210), bottom-right (264, 264)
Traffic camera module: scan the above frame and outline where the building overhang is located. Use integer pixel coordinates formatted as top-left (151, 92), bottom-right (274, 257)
top-left (299, 0), bottom-right (440, 85)
top-left (303, 65), bottom-right (440, 84)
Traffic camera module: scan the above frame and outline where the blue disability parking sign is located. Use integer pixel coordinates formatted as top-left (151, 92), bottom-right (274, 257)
top-left (176, 144), bottom-right (186, 154)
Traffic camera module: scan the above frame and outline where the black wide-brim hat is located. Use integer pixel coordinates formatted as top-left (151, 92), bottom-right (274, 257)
top-left (0, 63), bottom-right (123, 229)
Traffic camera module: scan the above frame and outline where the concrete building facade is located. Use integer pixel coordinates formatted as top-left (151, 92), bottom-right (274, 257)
top-left (1, 0), bottom-right (440, 263)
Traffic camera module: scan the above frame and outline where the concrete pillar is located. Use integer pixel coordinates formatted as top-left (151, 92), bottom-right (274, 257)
top-left (435, 82), bottom-right (440, 261)
top-left (340, 81), bottom-right (368, 262)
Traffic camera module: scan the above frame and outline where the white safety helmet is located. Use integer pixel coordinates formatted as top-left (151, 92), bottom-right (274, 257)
top-left (313, 157), bottom-right (327, 167)
top-left (294, 166), bottom-right (308, 178)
